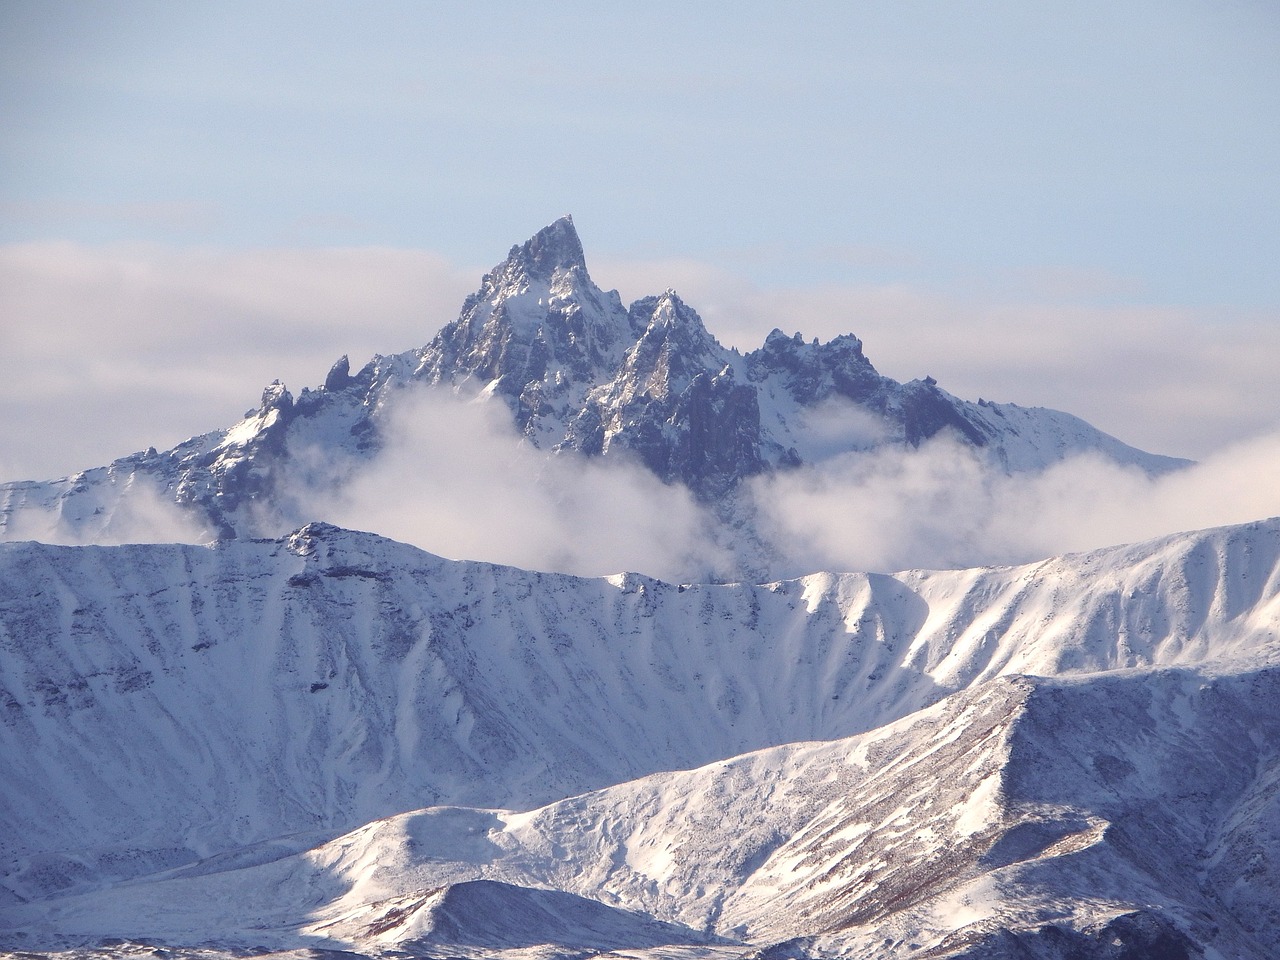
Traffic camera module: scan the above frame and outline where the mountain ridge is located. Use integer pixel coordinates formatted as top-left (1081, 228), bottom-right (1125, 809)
top-left (7, 662), bottom-right (1278, 957)
top-left (0, 217), bottom-right (1188, 560)
top-left (2, 515), bottom-right (1277, 904)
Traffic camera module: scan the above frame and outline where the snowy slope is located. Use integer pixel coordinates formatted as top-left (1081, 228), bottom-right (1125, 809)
top-left (7, 667), bottom-right (1278, 958)
top-left (1, 517), bottom-right (1278, 914)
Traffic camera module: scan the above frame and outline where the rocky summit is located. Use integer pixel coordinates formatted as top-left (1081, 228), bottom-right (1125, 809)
top-left (0, 217), bottom-right (1185, 548)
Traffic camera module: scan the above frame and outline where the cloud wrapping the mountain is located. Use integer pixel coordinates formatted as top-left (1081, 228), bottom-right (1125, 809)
top-left (0, 481), bottom-right (210, 547)
top-left (751, 431), bottom-right (1280, 575)
top-left (284, 388), bottom-right (1280, 581)
top-left (4, 380), bottom-right (1279, 580)
top-left (301, 390), bottom-right (729, 583)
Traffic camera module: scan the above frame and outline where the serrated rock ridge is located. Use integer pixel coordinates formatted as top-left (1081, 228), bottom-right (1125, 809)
top-left (0, 217), bottom-right (1192, 555)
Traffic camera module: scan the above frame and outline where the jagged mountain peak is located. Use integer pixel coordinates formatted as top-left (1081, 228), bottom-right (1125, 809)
top-left (0, 217), bottom-right (1191, 552)
top-left (446, 216), bottom-right (607, 341)
top-left (414, 217), bottom-right (633, 402)
top-left (630, 289), bottom-right (718, 343)
top-left (464, 216), bottom-right (614, 329)
top-left (620, 292), bottom-right (731, 396)
top-left (637, 288), bottom-right (699, 322)
top-left (521, 213), bottom-right (584, 273)
top-left (762, 326), bottom-right (863, 354)
top-left (495, 214), bottom-right (588, 286)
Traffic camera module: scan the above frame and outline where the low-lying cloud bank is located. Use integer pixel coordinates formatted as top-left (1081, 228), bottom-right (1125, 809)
top-left (301, 389), bottom-right (1280, 581)
top-left (4, 385), bottom-right (1279, 580)
top-left (301, 391), bottom-right (731, 584)
top-left (751, 431), bottom-right (1280, 576)
top-left (0, 479), bottom-right (212, 547)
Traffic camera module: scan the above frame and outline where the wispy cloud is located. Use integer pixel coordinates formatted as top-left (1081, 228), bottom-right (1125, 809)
top-left (283, 386), bottom-right (1280, 581)
top-left (751, 431), bottom-right (1280, 576)
top-left (300, 389), bottom-right (729, 582)
top-left (8, 380), bottom-right (1280, 581)
top-left (1, 479), bottom-right (210, 547)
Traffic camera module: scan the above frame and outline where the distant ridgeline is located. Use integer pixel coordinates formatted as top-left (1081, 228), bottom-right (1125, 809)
top-left (0, 216), bottom-right (1187, 552)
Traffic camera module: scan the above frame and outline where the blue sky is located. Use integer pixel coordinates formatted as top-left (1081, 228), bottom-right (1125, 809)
top-left (2, 0), bottom-right (1279, 480)
top-left (5, 0), bottom-right (1278, 298)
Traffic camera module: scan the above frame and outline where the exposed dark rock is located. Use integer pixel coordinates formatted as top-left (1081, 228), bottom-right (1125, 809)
top-left (931, 910), bottom-right (1200, 960)
top-left (0, 216), bottom-right (1189, 544)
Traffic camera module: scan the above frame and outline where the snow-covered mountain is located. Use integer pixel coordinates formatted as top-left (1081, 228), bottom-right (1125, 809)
top-left (12, 670), bottom-right (1272, 958)
top-left (4, 516), bottom-right (1280, 957)
top-left (0, 217), bottom-right (1187, 549)
top-left (2, 218), bottom-right (1268, 958)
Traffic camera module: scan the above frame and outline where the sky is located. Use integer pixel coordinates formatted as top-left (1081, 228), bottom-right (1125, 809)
top-left (2, 0), bottom-right (1279, 486)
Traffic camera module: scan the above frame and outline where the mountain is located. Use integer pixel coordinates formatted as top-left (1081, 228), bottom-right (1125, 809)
top-left (11, 670), bottom-right (1271, 958)
top-left (3, 517), bottom-right (1280, 957)
top-left (0, 216), bottom-right (1188, 551)
top-left (0, 217), bottom-right (1259, 958)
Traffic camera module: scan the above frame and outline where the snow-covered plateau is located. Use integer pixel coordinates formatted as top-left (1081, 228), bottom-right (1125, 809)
top-left (3, 516), bottom-right (1280, 958)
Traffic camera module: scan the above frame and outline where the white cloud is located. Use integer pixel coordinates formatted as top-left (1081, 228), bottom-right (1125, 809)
top-left (7, 374), bottom-right (1280, 582)
top-left (751, 431), bottom-right (1280, 576)
top-left (289, 386), bottom-right (1280, 582)
top-left (0, 479), bottom-right (210, 547)
top-left (300, 389), bottom-right (729, 583)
